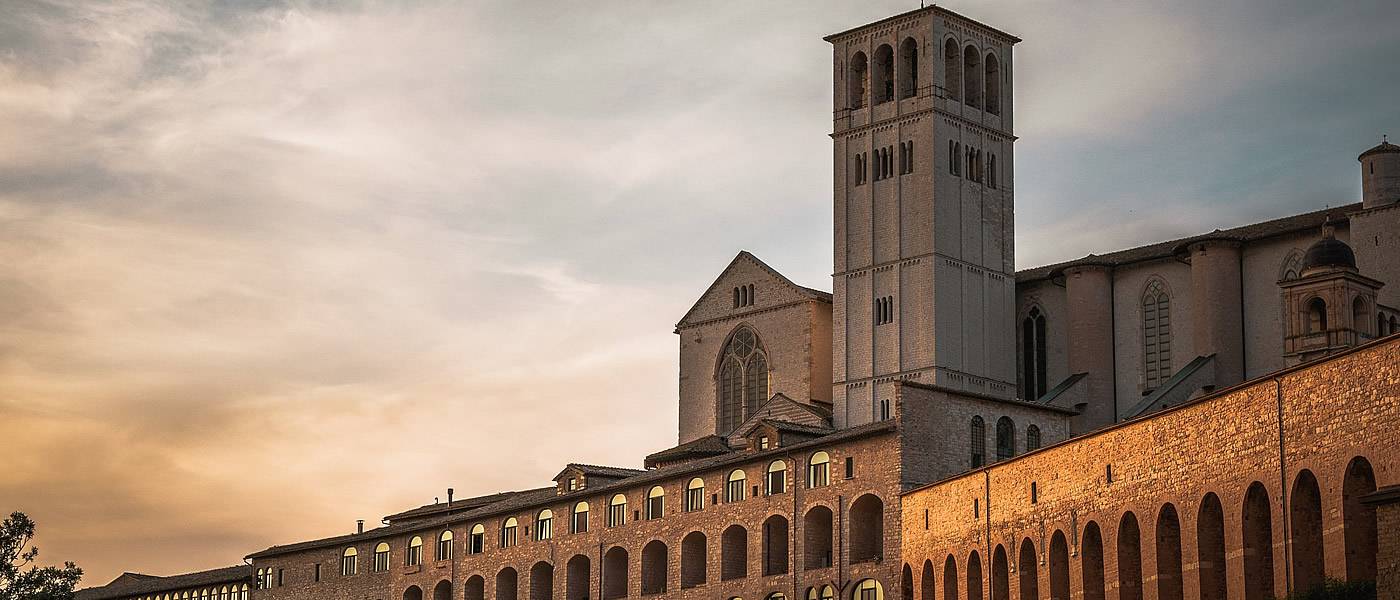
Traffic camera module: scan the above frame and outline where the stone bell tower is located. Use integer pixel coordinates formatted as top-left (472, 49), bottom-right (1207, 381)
top-left (826, 7), bottom-right (1019, 428)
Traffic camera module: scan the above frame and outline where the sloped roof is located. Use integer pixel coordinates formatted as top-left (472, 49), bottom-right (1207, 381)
top-left (248, 421), bottom-right (895, 560)
top-left (739, 418), bottom-right (836, 438)
top-left (384, 489), bottom-right (544, 523)
top-left (1016, 203), bottom-right (1359, 283)
top-left (675, 251), bottom-right (831, 329)
top-left (75, 566), bottom-right (248, 600)
top-left (552, 463), bottom-right (647, 481)
top-left (1360, 140), bottom-right (1400, 160)
top-left (644, 435), bottom-right (733, 469)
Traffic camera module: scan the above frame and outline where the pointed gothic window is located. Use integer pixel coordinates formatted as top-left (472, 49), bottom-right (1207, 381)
top-left (1022, 307), bottom-right (1048, 400)
top-left (1143, 279), bottom-right (1173, 391)
top-left (718, 326), bottom-right (769, 434)
top-left (970, 416), bottom-right (986, 468)
top-left (996, 417), bottom-right (1015, 460)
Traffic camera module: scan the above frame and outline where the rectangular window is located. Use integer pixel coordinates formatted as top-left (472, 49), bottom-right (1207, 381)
top-left (340, 555), bottom-right (356, 577)
top-left (1031, 482), bottom-right (1038, 504)
top-left (437, 538), bottom-right (452, 561)
top-left (277, 570), bottom-right (283, 587)
top-left (685, 487), bottom-right (705, 512)
top-left (726, 479), bottom-right (745, 502)
top-left (974, 498), bottom-right (980, 518)
top-left (536, 517), bottom-right (553, 540)
top-left (572, 510), bottom-right (589, 534)
top-left (314, 564), bottom-right (321, 583)
top-left (568, 479), bottom-right (577, 491)
top-left (766, 470), bottom-right (785, 495)
top-left (879, 399), bottom-right (890, 420)
top-left (807, 462), bottom-right (828, 488)
top-left (607, 503), bottom-right (626, 527)
top-left (469, 532), bottom-right (484, 554)
top-left (646, 496), bottom-right (664, 520)
top-left (500, 525), bottom-right (517, 548)
top-left (845, 456), bottom-right (854, 479)
top-left (758, 435), bottom-right (770, 450)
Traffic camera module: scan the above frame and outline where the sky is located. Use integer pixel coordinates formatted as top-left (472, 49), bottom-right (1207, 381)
top-left (1, 0), bottom-right (1397, 586)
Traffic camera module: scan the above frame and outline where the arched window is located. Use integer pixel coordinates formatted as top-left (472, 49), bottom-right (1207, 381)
top-left (1157, 504), bottom-right (1184, 600)
top-left (807, 451), bottom-right (831, 488)
top-left (943, 39), bottom-right (961, 102)
top-left (536, 509), bottom-right (554, 540)
top-left (989, 153), bottom-right (997, 189)
top-left (1118, 512), bottom-right (1144, 600)
top-left (766, 460), bottom-right (787, 495)
top-left (854, 579), bottom-right (884, 600)
top-left (436, 530), bottom-right (452, 561)
top-left (495, 568), bottom-right (517, 600)
top-left (849, 52), bottom-right (868, 109)
top-left (970, 416), bottom-right (986, 467)
top-left (995, 417), bottom-right (1015, 460)
top-left (1243, 483), bottom-right (1275, 600)
top-left (873, 45), bottom-right (894, 104)
top-left (726, 469), bottom-right (747, 502)
top-left (1026, 425), bottom-right (1042, 451)
top-left (607, 494), bottom-right (627, 527)
top-left (1291, 471), bottom-right (1325, 590)
top-left (1353, 297), bottom-right (1369, 336)
top-left (500, 517), bottom-right (518, 548)
top-left (566, 555), bottom-right (589, 600)
top-left (681, 531), bottom-right (707, 588)
top-left (1049, 531), bottom-right (1070, 600)
top-left (374, 542), bottom-right (391, 571)
top-left (721, 525), bottom-right (749, 580)
top-left (255, 568), bottom-right (265, 590)
top-left (762, 515), bottom-right (790, 575)
top-left (1280, 249), bottom-right (1304, 282)
top-left (985, 53), bottom-right (1001, 115)
top-left (468, 524), bottom-right (485, 554)
top-left (1143, 279), bottom-right (1173, 391)
top-left (899, 38), bottom-right (919, 99)
top-left (572, 501), bottom-right (589, 534)
top-left (1018, 538), bottom-right (1038, 600)
top-left (406, 535), bottom-right (423, 566)
top-left (685, 478), bottom-right (706, 512)
top-left (963, 45), bottom-right (981, 108)
top-left (340, 547), bottom-right (358, 576)
top-left (803, 506), bottom-right (834, 569)
top-left (718, 326), bottom-right (770, 434)
top-left (1082, 521), bottom-right (1106, 600)
top-left (646, 485), bottom-right (665, 519)
top-left (641, 540), bottom-right (669, 594)
top-left (850, 494), bottom-right (884, 562)
top-left (1307, 297), bottom-right (1328, 333)
top-left (1021, 307), bottom-right (1047, 400)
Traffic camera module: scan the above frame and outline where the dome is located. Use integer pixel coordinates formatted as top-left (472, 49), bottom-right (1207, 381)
top-left (1301, 229), bottom-right (1356, 272)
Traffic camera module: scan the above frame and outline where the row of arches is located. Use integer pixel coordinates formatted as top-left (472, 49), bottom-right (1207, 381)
top-left (905, 456), bottom-right (1378, 600)
top-left (130, 585), bottom-right (249, 600)
top-left (417, 495), bottom-right (883, 600)
top-left (969, 416), bottom-right (1041, 468)
top-left (846, 38), bottom-right (1002, 115)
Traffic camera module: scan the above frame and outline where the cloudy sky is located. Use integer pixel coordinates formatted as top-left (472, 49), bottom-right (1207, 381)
top-left (1, 0), bottom-right (1397, 585)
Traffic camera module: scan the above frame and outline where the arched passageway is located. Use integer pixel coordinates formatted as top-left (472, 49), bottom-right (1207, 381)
top-left (403, 586), bottom-right (423, 600)
top-left (1048, 531), bottom-right (1069, 600)
top-left (680, 531), bottom-right (707, 588)
top-left (943, 555), bottom-right (959, 600)
top-left (850, 495), bottom-right (885, 562)
top-left (1243, 482), bottom-right (1275, 600)
top-left (464, 576), bottom-right (485, 600)
top-left (602, 547), bottom-right (628, 600)
top-left (1197, 494), bottom-right (1227, 600)
top-left (432, 580), bottom-right (451, 600)
top-left (921, 560), bottom-right (936, 600)
top-left (1081, 522), bottom-right (1105, 600)
top-left (1291, 470), bottom-right (1326, 592)
top-left (1017, 539), bottom-right (1037, 600)
top-left (1343, 457), bottom-right (1378, 581)
top-left (1156, 504), bottom-right (1184, 600)
top-left (528, 562), bottom-right (552, 600)
top-left (1117, 512), bottom-right (1143, 600)
top-left (565, 555), bottom-right (589, 600)
top-left (804, 506), bottom-right (834, 569)
top-left (495, 568), bottom-right (518, 600)
top-left (640, 540), bottom-right (668, 595)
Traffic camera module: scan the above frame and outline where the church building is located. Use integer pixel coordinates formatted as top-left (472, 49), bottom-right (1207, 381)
top-left (78, 5), bottom-right (1400, 600)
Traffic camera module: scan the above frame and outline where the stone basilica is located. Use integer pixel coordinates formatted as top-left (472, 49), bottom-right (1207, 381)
top-left (78, 6), bottom-right (1400, 600)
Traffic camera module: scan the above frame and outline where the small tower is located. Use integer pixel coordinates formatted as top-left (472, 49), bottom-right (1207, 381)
top-left (1280, 222), bottom-right (1384, 366)
top-left (1360, 136), bottom-right (1400, 209)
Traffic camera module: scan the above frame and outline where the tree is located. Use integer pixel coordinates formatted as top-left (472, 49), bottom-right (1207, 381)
top-left (1, 512), bottom-right (82, 600)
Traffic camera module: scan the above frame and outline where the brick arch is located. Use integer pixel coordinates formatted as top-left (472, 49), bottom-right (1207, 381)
top-left (1155, 503), bottom-right (1183, 600)
top-left (464, 575), bottom-right (485, 600)
top-left (1016, 538), bottom-right (1037, 600)
top-left (803, 505), bottom-right (834, 569)
top-left (1048, 530), bottom-right (1070, 600)
top-left (403, 585), bottom-right (423, 600)
top-left (942, 555), bottom-right (958, 600)
top-left (1290, 470), bottom-right (1325, 591)
top-left (565, 555), bottom-right (589, 600)
top-left (720, 524), bottom-right (748, 581)
top-left (495, 567), bottom-right (518, 600)
top-left (1116, 511), bottom-right (1143, 600)
top-left (920, 559), bottom-right (935, 600)
top-left (1196, 493), bottom-right (1227, 600)
top-left (1342, 456), bottom-right (1378, 581)
top-left (432, 580), bottom-right (452, 600)
top-left (528, 562), bottom-right (552, 600)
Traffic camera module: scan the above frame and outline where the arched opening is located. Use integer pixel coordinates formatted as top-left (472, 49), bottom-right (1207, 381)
top-left (902, 564), bottom-right (915, 600)
top-left (1049, 531), bottom-right (1069, 600)
top-left (849, 52), bottom-right (869, 109)
top-left (942, 39), bottom-right (961, 102)
top-left (984, 53), bottom-right (1001, 115)
top-left (1022, 307), bottom-right (1047, 400)
top-left (529, 562), bottom-right (553, 600)
top-left (804, 505), bottom-right (834, 569)
top-left (1353, 297), bottom-right (1369, 335)
top-left (496, 568), bottom-right (518, 600)
top-left (1197, 494), bottom-right (1227, 600)
top-left (404, 585), bottom-right (423, 600)
top-left (970, 416), bottom-right (987, 468)
top-left (565, 556), bottom-right (589, 600)
top-left (900, 38), bottom-right (919, 99)
top-left (1343, 456), bottom-right (1378, 581)
top-left (602, 547), bottom-right (628, 600)
top-left (943, 555), bottom-right (959, 600)
top-left (1117, 512), bottom-right (1143, 600)
top-left (922, 560), bottom-right (936, 600)
top-left (1082, 522), bottom-right (1105, 600)
top-left (873, 44), bottom-right (895, 104)
top-left (1291, 470), bottom-right (1325, 591)
top-left (722, 525), bottom-right (749, 580)
top-left (763, 514), bottom-right (790, 575)
top-left (969, 550), bottom-right (985, 600)
top-left (1143, 279), bottom-right (1173, 391)
top-left (1242, 482), bottom-right (1275, 600)
top-left (718, 325), bottom-right (769, 434)
top-left (962, 45), bottom-right (981, 108)
top-left (995, 417), bottom-right (1015, 460)
top-left (1156, 504), bottom-right (1183, 600)
top-left (641, 540), bottom-right (668, 595)
top-left (1307, 298), bottom-right (1328, 333)
top-left (991, 545), bottom-right (1002, 598)
top-left (433, 580), bottom-right (452, 600)
top-left (854, 580), bottom-right (885, 600)
top-left (1017, 539), bottom-right (1037, 600)
top-left (464, 576), bottom-right (485, 600)
top-left (681, 531), bottom-right (707, 588)
top-left (850, 494), bottom-right (885, 562)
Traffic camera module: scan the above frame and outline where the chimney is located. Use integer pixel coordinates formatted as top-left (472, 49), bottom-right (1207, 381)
top-left (356, 520), bottom-right (364, 535)
top-left (447, 488), bottom-right (454, 504)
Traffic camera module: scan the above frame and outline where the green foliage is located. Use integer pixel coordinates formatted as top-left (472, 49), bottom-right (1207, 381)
top-left (0, 512), bottom-right (83, 600)
top-left (1276, 578), bottom-right (1377, 600)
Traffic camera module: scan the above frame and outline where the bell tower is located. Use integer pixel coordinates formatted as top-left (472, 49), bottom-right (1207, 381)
top-left (826, 8), bottom-right (1020, 428)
